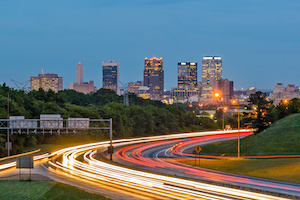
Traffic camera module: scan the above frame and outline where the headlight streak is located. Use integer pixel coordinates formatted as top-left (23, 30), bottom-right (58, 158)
top-left (0, 130), bottom-right (288, 199)
top-left (47, 129), bottom-right (283, 199)
top-left (86, 150), bottom-right (285, 200)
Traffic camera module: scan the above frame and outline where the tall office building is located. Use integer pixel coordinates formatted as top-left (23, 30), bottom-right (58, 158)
top-left (76, 62), bottom-right (83, 83)
top-left (102, 61), bottom-right (120, 95)
top-left (70, 62), bottom-right (95, 94)
top-left (178, 62), bottom-right (197, 88)
top-left (202, 56), bottom-right (222, 98)
top-left (30, 73), bottom-right (63, 92)
top-left (143, 56), bottom-right (164, 99)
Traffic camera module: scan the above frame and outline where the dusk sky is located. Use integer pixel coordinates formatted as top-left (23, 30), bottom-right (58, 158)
top-left (1, 0), bottom-right (300, 91)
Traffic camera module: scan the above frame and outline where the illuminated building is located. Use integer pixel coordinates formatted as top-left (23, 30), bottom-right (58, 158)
top-left (137, 86), bottom-right (150, 99)
top-left (30, 73), bottom-right (63, 92)
top-left (128, 81), bottom-right (144, 94)
top-left (102, 61), bottom-right (120, 95)
top-left (213, 78), bottom-right (234, 105)
top-left (70, 62), bottom-right (96, 94)
top-left (171, 86), bottom-right (199, 103)
top-left (178, 62), bottom-right (197, 88)
top-left (202, 56), bottom-right (222, 98)
top-left (143, 56), bottom-right (164, 99)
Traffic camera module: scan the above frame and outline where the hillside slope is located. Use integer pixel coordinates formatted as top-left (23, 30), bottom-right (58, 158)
top-left (202, 113), bottom-right (300, 156)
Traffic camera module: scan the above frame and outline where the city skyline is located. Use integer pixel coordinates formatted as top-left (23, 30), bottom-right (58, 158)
top-left (1, 1), bottom-right (300, 91)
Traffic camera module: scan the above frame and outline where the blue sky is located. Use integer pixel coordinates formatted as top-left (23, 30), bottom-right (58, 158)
top-left (1, 0), bottom-right (300, 91)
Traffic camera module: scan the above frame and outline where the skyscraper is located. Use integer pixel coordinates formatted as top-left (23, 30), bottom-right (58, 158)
top-left (202, 56), bottom-right (222, 98)
top-left (143, 56), bottom-right (164, 99)
top-left (102, 61), bottom-right (120, 95)
top-left (70, 62), bottom-right (95, 94)
top-left (30, 73), bottom-right (63, 92)
top-left (76, 62), bottom-right (83, 83)
top-left (178, 62), bottom-right (197, 88)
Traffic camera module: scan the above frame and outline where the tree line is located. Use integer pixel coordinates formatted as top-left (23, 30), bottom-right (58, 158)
top-left (0, 84), bottom-right (218, 157)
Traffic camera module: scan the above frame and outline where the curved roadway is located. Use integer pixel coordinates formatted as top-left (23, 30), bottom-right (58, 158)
top-left (114, 132), bottom-right (300, 198)
top-left (0, 130), bottom-right (298, 199)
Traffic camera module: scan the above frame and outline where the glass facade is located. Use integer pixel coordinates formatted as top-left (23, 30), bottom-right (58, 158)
top-left (178, 62), bottom-right (197, 88)
top-left (102, 61), bottom-right (120, 95)
top-left (143, 56), bottom-right (164, 99)
top-left (202, 56), bottom-right (222, 98)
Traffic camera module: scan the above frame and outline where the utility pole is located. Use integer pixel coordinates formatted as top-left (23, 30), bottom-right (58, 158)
top-left (7, 93), bottom-right (10, 156)
top-left (110, 118), bottom-right (113, 160)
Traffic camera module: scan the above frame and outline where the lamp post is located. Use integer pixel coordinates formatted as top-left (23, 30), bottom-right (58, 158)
top-left (214, 92), bottom-right (226, 130)
top-left (232, 99), bottom-right (240, 158)
top-left (7, 93), bottom-right (10, 156)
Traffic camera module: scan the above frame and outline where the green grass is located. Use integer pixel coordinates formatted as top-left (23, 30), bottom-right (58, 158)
top-left (201, 113), bottom-right (300, 156)
top-left (0, 180), bottom-right (110, 200)
top-left (180, 158), bottom-right (300, 184)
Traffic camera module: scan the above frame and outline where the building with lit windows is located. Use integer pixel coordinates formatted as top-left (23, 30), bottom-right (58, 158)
top-left (178, 62), bottom-right (197, 88)
top-left (102, 61), bottom-right (120, 95)
top-left (202, 56), bottom-right (222, 98)
top-left (30, 73), bottom-right (63, 92)
top-left (128, 81), bottom-right (144, 94)
top-left (143, 56), bottom-right (164, 99)
top-left (171, 86), bottom-right (199, 103)
top-left (137, 86), bottom-right (151, 99)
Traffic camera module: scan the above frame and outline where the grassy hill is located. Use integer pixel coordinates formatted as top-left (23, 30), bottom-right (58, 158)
top-left (201, 113), bottom-right (300, 156)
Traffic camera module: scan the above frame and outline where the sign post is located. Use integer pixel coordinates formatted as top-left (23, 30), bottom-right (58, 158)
top-left (16, 156), bottom-right (34, 180)
top-left (193, 146), bottom-right (202, 166)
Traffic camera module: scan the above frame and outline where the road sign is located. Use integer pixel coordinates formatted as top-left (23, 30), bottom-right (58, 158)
top-left (194, 146), bottom-right (202, 154)
top-left (17, 156), bottom-right (34, 169)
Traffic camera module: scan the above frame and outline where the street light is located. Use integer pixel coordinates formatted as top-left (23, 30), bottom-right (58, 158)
top-left (232, 99), bottom-right (240, 158)
top-left (214, 92), bottom-right (226, 130)
top-left (223, 106), bottom-right (227, 130)
top-left (214, 92), bottom-right (220, 98)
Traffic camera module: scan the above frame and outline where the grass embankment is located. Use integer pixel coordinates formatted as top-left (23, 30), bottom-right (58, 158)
top-left (201, 113), bottom-right (300, 156)
top-left (180, 114), bottom-right (300, 183)
top-left (0, 180), bottom-right (110, 200)
top-left (181, 158), bottom-right (300, 184)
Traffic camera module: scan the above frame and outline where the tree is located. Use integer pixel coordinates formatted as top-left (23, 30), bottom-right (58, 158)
top-left (275, 98), bottom-right (300, 120)
top-left (246, 91), bottom-right (274, 133)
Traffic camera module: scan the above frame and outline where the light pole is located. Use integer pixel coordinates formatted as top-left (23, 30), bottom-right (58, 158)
top-left (214, 92), bottom-right (226, 130)
top-left (232, 99), bottom-right (240, 158)
top-left (222, 106), bottom-right (227, 130)
top-left (7, 93), bottom-right (10, 156)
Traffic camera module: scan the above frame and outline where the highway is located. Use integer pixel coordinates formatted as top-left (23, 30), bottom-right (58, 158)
top-left (0, 130), bottom-right (297, 199)
top-left (114, 132), bottom-right (300, 198)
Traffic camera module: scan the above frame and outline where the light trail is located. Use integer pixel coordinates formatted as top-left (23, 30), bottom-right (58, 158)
top-left (0, 130), bottom-right (292, 199)
top-left (115, 132), bottom-right (300, 198)
top-left (46, 130), bottom-right (288, 199)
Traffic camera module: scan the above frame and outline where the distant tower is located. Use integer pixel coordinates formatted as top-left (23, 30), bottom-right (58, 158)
top-left (143, 56), bottom-right (164, 99)
top-left (178, 62), bottom-right (197, 88)
top-left (102, 61), bottom-right (120, 95)
top-left (76, 62), bottom-right (83, 83)
top-left (202, 56), bottom-right (222, 98)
